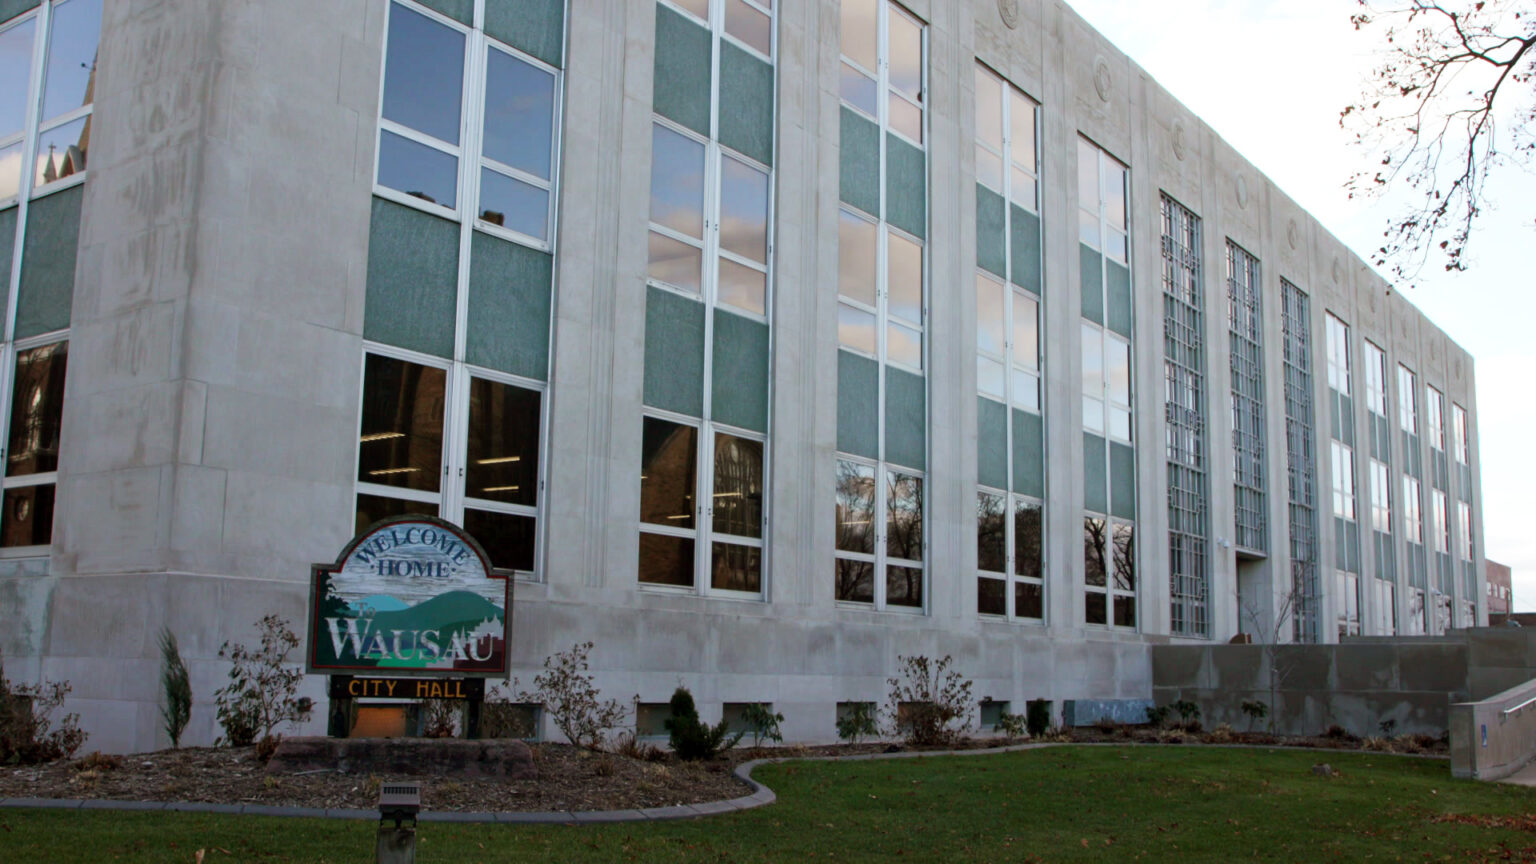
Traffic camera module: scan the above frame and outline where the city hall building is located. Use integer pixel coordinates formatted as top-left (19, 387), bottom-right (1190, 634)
top-left (0, 0), bottom-right (1486, 752)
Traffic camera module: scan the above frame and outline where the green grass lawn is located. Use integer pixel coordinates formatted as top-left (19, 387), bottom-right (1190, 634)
top-left (4, 746), bottom-right (1535, 863)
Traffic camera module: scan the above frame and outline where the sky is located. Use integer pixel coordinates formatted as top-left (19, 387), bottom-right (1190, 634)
top-left (1061, 0), bottom-right (1536, 610)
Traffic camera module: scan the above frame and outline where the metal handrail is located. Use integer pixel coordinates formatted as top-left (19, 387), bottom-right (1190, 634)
top-left (1502, 695), bottom-right (1536, 716)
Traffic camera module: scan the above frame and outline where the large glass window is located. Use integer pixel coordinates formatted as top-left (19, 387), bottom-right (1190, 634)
top-left (836, 458), bottom-right (924, 609)
top-left (0, 0), bottom-right (99, 204)
top-left (639, 0), bottom-right (774, 597)
top-left (0, 2), bottom-right (97, 551)
top-left (639, 415), bottom-right (765, 595)
top-left (1281, 280), bottom-right (1320, 642)
top-left (841, 0), bottom-right (924, 145)
top-left (355, 352), bottom-right (544, 575)
top-left (375, 0), bottom-right (561, 249)
top-left (1080, 138), bottom-right (1135, 629)
top-left (834, 1), bottom-right (926, 611)
top-left (1227, 241), bottom-right (1266, 553)
top-left (1332, 441), bottom-right (1356, 522)
top-left (1164, 196), bottom-right (1209, 638)
top-left (1364, 341), bottom-right (1388, 417)
top-left (1452, 403), bottom-right (1470, 466)
top-left (976, 490), bottom-right (1044, 621)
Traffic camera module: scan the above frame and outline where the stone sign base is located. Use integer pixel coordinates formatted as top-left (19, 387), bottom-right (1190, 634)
top-left (266, 737), bottom-right (536, 779)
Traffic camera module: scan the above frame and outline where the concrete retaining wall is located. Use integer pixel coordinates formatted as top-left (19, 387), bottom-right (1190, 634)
top-left (1450, 677), bottom-right (1536, 780)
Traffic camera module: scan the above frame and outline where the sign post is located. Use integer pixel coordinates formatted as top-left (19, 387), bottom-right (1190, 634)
top-left (307, 516), bottom-right (512, 738)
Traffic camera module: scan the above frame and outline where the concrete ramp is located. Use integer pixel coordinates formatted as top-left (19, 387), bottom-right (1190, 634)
top-left (1451, 677), bottom-right (1536, 780)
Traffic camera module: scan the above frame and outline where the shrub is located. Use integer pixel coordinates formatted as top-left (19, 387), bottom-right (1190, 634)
top-left (1362, 735), bottom-right (1393, 752)
top-left (836, 702), bottom-right (880, 745)
top-left (158, 627), bottom-right (192, 749)
top-left (664, 687), bottom-right (741, 761)
top-left (613, 730), bottom-right (666, 762)
top-left (1323, 723), bottom-right (1353, 740)
top-left (1036, 725), bottom-right (1073, 743)
top-left (213, 615), bottom-right (313, 748)
top-left (1093, 716), bottom-right (1117, 735)
top-left (1204, 723), bottom-right (1235, 744)
top-left (1171, 700), bottom-right (1201, 723)
top-left (0, 652), bottom-right (86, 764)
top-left (994, 711), bottom-right (1028, 738)
top-left (1239, 699), bottom-right (1269, 731)
top-left (1025, 699), bottom-right (1052, 737)
top-left (739, 703), bottom-right (784, 747)
top-left (1144, 705), bottom-right (1170, 728)
top-left (1378, 718), bottom-right (1398, 737)
top-left (517, 642), bottom-right (628, 751)
top-left (421, 699), bottom-right (458, 738)
top-left (72, 750), bottom-right (121, 772)
top-left (885, 655), bottom-right (973, 746)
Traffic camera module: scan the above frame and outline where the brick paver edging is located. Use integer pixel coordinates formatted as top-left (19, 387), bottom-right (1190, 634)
top-left (0, 740), bottom-right (1444, 823)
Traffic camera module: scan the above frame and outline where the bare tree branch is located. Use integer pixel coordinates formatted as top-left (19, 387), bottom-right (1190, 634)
top-left (1343, 0), bottom-right (1535, 282)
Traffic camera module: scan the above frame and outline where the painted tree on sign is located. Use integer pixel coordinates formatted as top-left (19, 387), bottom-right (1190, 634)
top-left (1343, 1), bottom-right (1534, 279)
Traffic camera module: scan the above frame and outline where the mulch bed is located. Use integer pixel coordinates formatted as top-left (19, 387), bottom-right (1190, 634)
top-left (0, 727), bottom-right (1448, 814)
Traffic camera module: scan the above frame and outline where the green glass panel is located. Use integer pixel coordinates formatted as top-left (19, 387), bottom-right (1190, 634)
top-left (16, 185), bottom-right (82, 338)
top-left (885, 366), bottom-right (925, 470)
top-left (1110, 441), bottom-right (1136, 519)
top-left (643, 286), bottom-right (706, 417)
top-left (466, 231), bottom-right (552, 380)
top-left (1105, 260), bottom-right (1131, 338)
top-left (364, 197), bottom-right (459, 359)
top-left (1010, 205), bottom-right (1042, 295)
top-left (0, 206), bottom-right (14, 333)
top-left (977, 396), bottom-right (1007, 490)
top-left (1079, 244), bottom-right (1103, 324)
top-left (653, 4), bottom-right (711, 137)
top-left (837, 349), bottom-right (879, 459)
top-left (975, 184), bottom-right (1005, 279)
top-left (839, 107), bottom-right (879, 216)
top-left (712, 309), bottom-right (769, 433)
top-left (719, 41), bottom-right (773, 167)
top-left (1083, 432), bottom-right (1107, 515)
top-left (1012, 408), bottom-right (1044, 498)
top-left (885, 133), bottom-right (926, 240)
top-left (485, 0), bottom-right (564, 67)
top-left (415, 0), bottom-right (472, 25)
top-left (0, 0), bottom-right (40, 24)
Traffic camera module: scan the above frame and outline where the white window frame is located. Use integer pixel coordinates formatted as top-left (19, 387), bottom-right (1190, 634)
top-left (1325, 313), bottom-right (1351, 395)
top-left (1402, 473), bottom-right (1423, 545)
top-left (1452, 403), bottom-right (1470, 465)
top-left (1369, 458), bottom-right (1391, 534)
top-left (0, 330), bottom-right (68, 558)
top-left (645, 116), bottom-right (773, 324)
top-left (1398, 364), bottom-right (1418, 433)
top-left (839, 0), bottom-right (926, 150)
top-left (1363, 340), bottom-right (1388, 417)
top-left (1332, 440), bottom-right (1357, 522)
top-left (1426, 384), bottom-right (1445, 452)
top-left (661, 0), bottom-right (775, 62)
top-left (976, 487), bottom-right (1046, 624)
top-left (1083, 513), bottom-right (1137, 630)
top-left (372, 0), bottom-right (564, 254)
top-left (0, 0), bottom-right (94, 211)
top-left (638, 406), bottom-right (768, 601)
top-left (835, 455), bottom-right (927, 614)
top-left (353, 343), bottom-right (550, 581)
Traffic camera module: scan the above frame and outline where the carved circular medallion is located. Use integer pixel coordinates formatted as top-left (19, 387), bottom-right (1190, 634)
top-left (1332, 258), bottom-right (1344, 283)
top-left (997, 0), bottom-right (1020, 29)
top-left (1235, 174), bottom-right (1250, 209)
top-left (1171, 120), bottom-right (1188, 161)
top-left (1093, 57), bottom-right (1112, 102)
top-left (1287, 219), bottom-right (1300, 251)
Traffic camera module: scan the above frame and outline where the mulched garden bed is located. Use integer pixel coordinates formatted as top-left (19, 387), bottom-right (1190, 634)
top-left (0, 726), bottom-right (1447, 814)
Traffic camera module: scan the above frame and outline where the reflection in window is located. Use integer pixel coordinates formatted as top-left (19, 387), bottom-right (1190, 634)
top-left (6, 342), bottom-right (68, 477)
top-left (835, 460), bottom-right (877, 602)
top-left (639, 418), bottom-right (697, 528)
top-left (465, 378), bottom-right (540, 507)
top-left (357, 355), bottom-right (446, 493)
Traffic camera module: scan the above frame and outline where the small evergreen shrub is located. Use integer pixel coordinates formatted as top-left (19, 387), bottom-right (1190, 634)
top-left (158, 627), bottom-right (192, 749)
top-left (994, 711), bottom-right (1028, 738)
top-left (1240, 699), bottom-right (1269, 731)
top-left (1025, 699), bottom-right (1052, 737)
top-left (664, 687), bottom-right (741, 761)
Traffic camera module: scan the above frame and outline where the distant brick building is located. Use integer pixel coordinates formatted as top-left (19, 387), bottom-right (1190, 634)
top-left (1487, 559), bottom-right (1513, 616)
